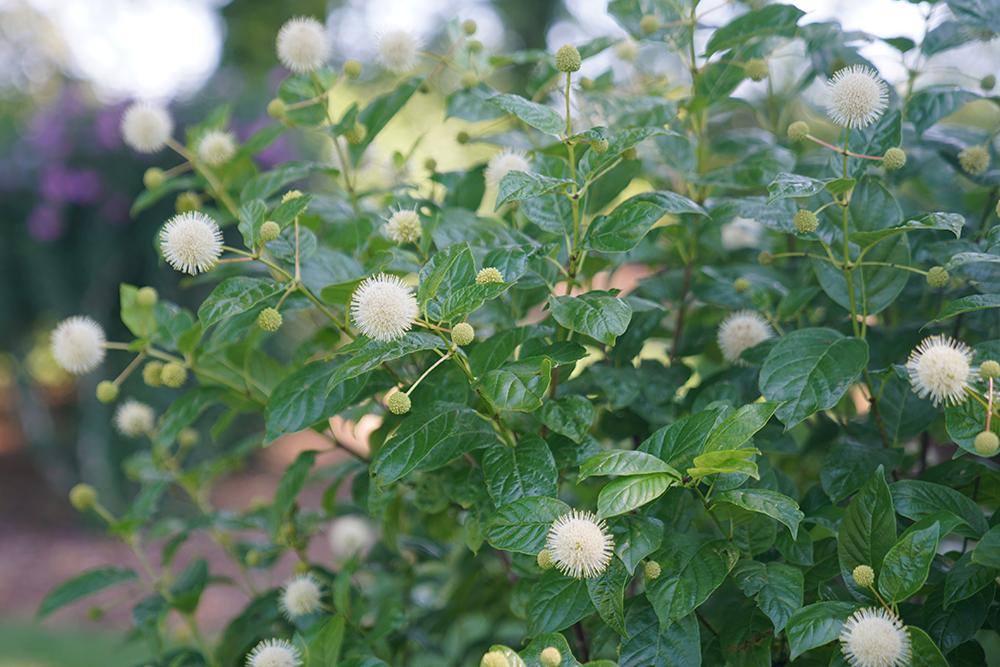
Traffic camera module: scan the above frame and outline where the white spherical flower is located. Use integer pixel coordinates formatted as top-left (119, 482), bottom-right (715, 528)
top-left (384, 209), bottom-right (422, 244)
top-left (826, 65), bottom-right (889, 129)
top-left (485, 150), bottom-right (531, 189)
top-left (51, 316), bottom-right (106, 375)
top-left (159, 212), bottom-right (224, 275)
top-left (906, 335), bottom-right (975, 406)
top-left (717, 310), bottom-right (773, 364)
top-left (276, 16), bottom-right (330, 73)
top-left (377, 29), bottom-right (419, 73)
top-left (545, 510), bottom-right (614, 579)
top-left (121, 102), bottom-right (173, 153)
top-left (279, 574), bottom-right (323, 619)
top-left (350, 274), bottom-right (419, 342)
top-left (246, 638), bottom-right (302, 667)
top-left (721, 216), bottom-right (763, 250)
top-left (839, 607), bottom-right (910, 667)
top-left (114, 400), bottom-right (155, 438)
top-left (328, 515), bottom-right (378, 562)
top-left (197, 130), bottom-right (237, 167)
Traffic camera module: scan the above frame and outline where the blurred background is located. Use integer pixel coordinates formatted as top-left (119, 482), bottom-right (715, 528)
top-left (0, 0), bottom-right (996, 665)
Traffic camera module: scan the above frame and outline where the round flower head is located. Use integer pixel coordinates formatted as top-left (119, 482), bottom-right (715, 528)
top-left (717, 310), bottom-right (773, 364)
top-left (974, 430), bottom-right (999, 456)
top-left (51, 316), bottom-right (106, 375)
top-left (121, 102), bottom-right (173, 153)
top-left (906, 335), bottom-right (974, 406)
top-left (159, 211), bottom-right (224, 275)
top-left (386, 390), bottom-right (411, 415)
top-left (545, 510), bottom-right (614, 579)
top-left (377, 29), bottom-right (419, 73)
top-left (276, 16), bottom-right (329, 73)
top-left (476, 267), bottom-right (504, 284)
top-left (114, 400), bottom-right (155, 438)
top-left (540, 647), bottom-right (562, 667)
top-left (826, 65), bottom-right (888, 129)
top-left (384, 209), bottom-right (422, 244)
top-left (350, 273), bottom-right (418, 342)
top-left (555, 44), bottom-right (581, 73)
top-left (839, 607), bottom-right (910, 667)
top-left (852, 564), bottom-right (875, 588)
top-left (959, 145), bottom-right (990, 175)
top-left (197, 130), bottom-right (237, 167)
top-left (328, 515), bottom-right (377, 562)
top-left (485, 150), bottom-right (531, 189)
top-left (279, 574), bottom-right (323, 619)
top-left (246, 638), bottom-right (302, 667)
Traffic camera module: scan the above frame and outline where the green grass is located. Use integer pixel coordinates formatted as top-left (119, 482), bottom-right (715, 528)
top-left (0, 624), bottom-right (148, 667)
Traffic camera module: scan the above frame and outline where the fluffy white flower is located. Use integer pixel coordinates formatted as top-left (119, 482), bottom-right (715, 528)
top-left (197, 130), bottom-right (237, 167)
top-left (276, 16), bottom-right (330, 73)
top-left (279, 574), bottom-right (323, 619)
top-left (377, 29), bottom-right (419, 73)
top-left (485, 150), bottom-right (531, 189)
top-left (717, 310), bottom-right (773, 364)
top-left (721, 216), bottom-right (763, 250)
top-left (328, 515), bottom-right (378, 562)
top-left (114, 400), bottom-right (155, 438)
top-left (545, 510), bottom-right (614, 579)
top-left (839, 607), bottom-right (911, 667)
top-left (826, 65), bottom-right (889, 129)
top-left (246, 638), bottom-right (302, 667)
top-left (906, 335), bottom-right (975, 406)
top-left (159, 212), bottom-right (224, 275)
top-left (51, 316), bottom-right (106, 375)
top-left (121, 102), bottom-right (173, 153)
top-left (350, 274), bottom-right (419, 342)
top-left (383, 209), bottom-right (422, 244)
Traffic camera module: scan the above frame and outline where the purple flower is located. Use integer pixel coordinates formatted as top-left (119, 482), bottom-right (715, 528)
top-left (27, 205), bottom-right (64, 242)
top-left (41, 166), bottom-right (103, 204)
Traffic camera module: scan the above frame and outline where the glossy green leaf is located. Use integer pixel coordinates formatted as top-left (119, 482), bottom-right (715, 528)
top-left (713, 488), bottom-right (803, 539)
top-left (38, 567), bottom-right (138, 619)
top-left (486, 496), bottom-right (570, 554)
top-left (548, 291), bottom-right (632, 346)
top-left (878, 522), bottom-right (940, 602)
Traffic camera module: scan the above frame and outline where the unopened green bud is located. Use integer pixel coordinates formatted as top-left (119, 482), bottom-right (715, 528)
top-left (246, 549), bottom-right (263, 566)
top-left (257, 307), bottom-right (283, 332)
top-left (345, 122), bottom-right (366, 144)
top-left (178, 427), bottom-right (199, 449)
top-left (175, 191), bottom-right (201, 213)
top-left (926, 266), bottom-right (949, 288)
top-left (462, 19), bottom-right (477, 35)
top-left (959, 145), bottom-right (990, 175)
top-left (758, 251), bottom-right (774, 266)
top-left (644, 560), bottom-right (662, 580)
top-left (639, 14), bottom-right (660, 35)
top-left (266, 98), bottom-right (286, 119)
top-left (142, 361), bottom-right (163, 387)
top-left (87, 606), bottom-right (105, 622)
top-left (160, 362), bottom-right (188, 388)
top-left (467, 39), bottom-right (483, 54)
top-left (136, 286), bottom-right (158, 307)
top-left (745, 58), bottom-right (768, 81)
top-left (69, 483), bottom-right (98, 512)
top-left (580, 76), bottom-right (595, 91)
top-left (794, 209), bottom-right (818, 234)
top-left (555, 44), bottom-right (582, 73)
top-left (622, 147), bottom-right (638, 160)
top-left (461, 71), bottom-right (478, 89)
top-left (540, 647), bottom-right (562, 667)
top-left (882, 147), bottom-right (906, 171)
top-left (456, 130), bottom-right (471, 145)
top-left (982, 74), bottom-right (996, 91)
top-left (852, 564), bottom-right (875, 588)
top-left (733, 277), bottom-right (751, 293)
top-left (974, 430), bottom-right (999, 456)
top-left (343, 59), bottom-right (362, 79)
top-left (386, 390), bottom-right (411, 415)
top-left (787, 121), bottom-right (810, 142)
top-left (96, 381), bottom-right (119, 404)
top-left (423, 157), bottom-right (437, 172)
top-left (591, 138), bottom-right (609, 154)
top-left (452, 322), bottom-right (475, 346)
top-left (537, 549), bottom-right (554, 570)
top-left (979, 360), bottom-right (1000, 379)
top-left (260, 221), bottom-right (281, 242)
top-left (143, 167), bottom-right (166, 189)
top-left (419, 82), bottom-right (431, 94)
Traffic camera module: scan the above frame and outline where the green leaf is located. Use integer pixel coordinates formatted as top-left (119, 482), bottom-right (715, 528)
top-left (240, 162), bottom-right (313, 201)
top-left (891, 479), bottom-right (988, 537)
top-left (758, 328), bottom-right (869, 428)
top-left (766, 172), bottom-right (828, 203)
top-left (478, 357), bottom-right (553, 412)
top-left (837, 468), bottom-right (897, 590)
top-left (702, 402), bottom-right (778, 453)
top-left (348, 77), bottom-right (422, 162)
top-left (237, 199), bottom-right (268, 248)
top-left (909, 626), bottom-right (949, 667)
top-left (271, 450), bottom-right (317, 535)
top-left (619, 598), bottom-right (700, 667)
top-left (585, 191), bottom-right (705, 253)
top-left (972, 525), bottom-right (1000, 568)
top-left (305, 615), bottom-right (345, 667)
top-left (496, 171), bottom-right (573, 208)
top-left (490, 93), bottom-right (564, 136)
top-left (548, 291), bottom-right (632, 346)
top-left (597, 473), bottom-right (676, 519)
top-left (168, 558), bottom-right (208, 614)
top-left (944, 553), bottom-right (997, 607)
top-left (712, 489), bottom-right (804, 539)
top-left (812, 234), bottom-right (911, 315)
top-left (645, 539), bottom-right (739, 623)
top-left (639, 408), bottom-right (723, 470)
top-left (579, 450), bottom-right (680, 481)
top-left (482, 436), bottom-right (558, 507)
top-left (905, 86), bottom-right (979, 135)
top-left (198, 277), bottom-right (283, 328)
top-left (37, 567), bottom-right (138, 619)
top-left (265, 359), bottom-right (371, 442)
top-left (848, 176), bottom-right (902, 232)
top-left (326, 333), bottom-right (446, 390)
top-left (850, 212), bottom-right (965, 246)
top-left (878, 522), bottom-right (940, 602)
top-left (613, 516), bottom-right (664, 575)
top-left (539, 395), bottom-right (594, 442)
top-left (519, 633), bottom-right (580, 667)
top-left (587, 559), bottom-right (629, 636)
top-left (527, 571), bottom-right (594, 634)
top-left (731, 560), bottom-right (804, 632)
top-left (930, 293), bottom-right (1000, 323)
top-left (704, 4), bottom-right (804, 56)
top-left (418, 243), bottom-right (476, 306)
top-left (486, 496), bottom-right (570, 554)
top-left (688, 448), bottom-right (760, 479)
top-left (785, 601), bottom-right (857, 659)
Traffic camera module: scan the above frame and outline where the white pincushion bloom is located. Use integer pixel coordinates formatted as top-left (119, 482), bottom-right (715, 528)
top-left (906, 335), bottom-right (975, 406)
top-left (839, 607), bottom-right (911, 667)
top-left (246, 639), bottom-right (302, 667)
top-left (721, 216), bottom-right (763, 250)
top-left (121, 102), bottom-right (173, 153)
top-left (545, 510), bottom-right (614, 579)
top-left (718, 310), bottom-right (773, 364)
top-left (328, 515), bottom-right (378, 562)
top-left (350, 274), bottom-right (418, 342)
top-left (159, 212), bottom-right (224, 275)
top-left (826, 65), bottom-right (889, 129)
top-left (114, 400), bottom-right (155, 438)
top-left (279, 574), bottom-right (323, 619)
top-left (383, 209), bottom-right (422, 244)
top-left (197, 130), bottom-right (237, 167)
top-left (377, 29), bottom-right (419, 73)
top-left (51, 316), bottom-right (106, 375)
top-left (485, 150), bottom-right (531, 189)
top-left (276, 16), bottom-right (330, 73)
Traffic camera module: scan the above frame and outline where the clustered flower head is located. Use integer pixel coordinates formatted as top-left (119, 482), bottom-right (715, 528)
top-left (745, 58), bottom-right (768, 81)
top-left (882, 147), bottom-right (906, 171)
top-left (717, 310), bottom-right (773, 364)
top-left (328, 515), bottom-right (377, 562)
top-left (959, 145), bottom-right (990, 175)
top-left (839, 607), bottom-right (910, 667)
top-left (69, 483), bottom-right (98, 512)
top-left (258, 307), bottom-right (283, 332)
top-left (451, 322), bottom-right (475, 346)
top-left (386, 390), bottom-right (411, 415)
top-left (480, 651), bottom-right (507, 667)
top-left (114, 400), bottom-right (155, 438)
top-left (826, 64), bottom-right (888, 129)
top-left (159, 211), bottom-right (224, 275)
top-left (906, 335), bottom-right (974, 406)
top-left (555, 44), bottom-right (581, 73)
top-left (485, 150), bottom-right (531, 189)
top-left (197, 130), bottom-right (237, 167)
top-left (384, 209), bottom-right (422, 244)
top-left (279, 574), bottom-right (323, 619)
top-left (787, 121), bottom-right (810, 141)
top-left (974, 430), bottom-right (999, 456)
top-left (794, 209), bottom-right (818, 234)
top-left (276, 16), bottom-right (330, 73)
top-left (476, 267), bottom-right (504, 284)
top-left (925, 266), bottom-right (949, 288)
top-left (545, 509), bottom-right (614, 579)
top-left (350, 273), bottom-right (419, 342)
top-left (246, 638), bottom-right (302, 667)
top-left (377, 29), bottom-right (419, 73)
top-left (121, 102), bottom-right (173, 153)
top-left (540, 646), bottom-right (562, 667)
top-left (852, 564), bottom-right (875, 588)
top-left (51, 316), bottom-right (106, 375)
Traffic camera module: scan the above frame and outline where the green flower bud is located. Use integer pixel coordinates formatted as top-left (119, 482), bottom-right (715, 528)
top-left (143, 167), bottom-right (166, 189)
top-left (175, 191), bottom-right (201, 213)
top-left (260, 221), bottom-right (281, 243)
top-left (423, 157), bottom-right (437, 172)
top-left (452, 322), bottom-right (475, 346)
top-left (87, 606), bottom-right (105, 622)
top-left (555, 44), bottom-right (582, 73)
top-left (136, 286), bottom-right (158, 307)
top-left (343, 59), bottom-right (362, 79)
top-left (96, 381), bottom-right (119, 404)
top-left (959, 145), bottom-right (990, 175)
top-left (160, 362), bottom-right (188, 388)
top-left (467, 39), bottom-right (483, 54)
top-left (282, 189), bottom-right (303, 203)
top-left (745, 58), bottom-right (768, 81)
top-left (142, 361), bottom-right (163, 387)
top-left (419, 81), bottom-right (431, 94)
top-left (926, 266), bottom-right (949, 288)
top-left (461, 71), bottom-right (478, 89)
top-left (462, 19), bottom-right (477, 35)
top-left (982, 74), bottom-right (996, 91)
top-left (345, 122), bottom-right (367, 144)
top-left (580, 76), bottom-right (595, 91)
top-left (639, 14), bottom-right (660, 35)
top-left (476, 267), bottom-right (504, 284)
top-left (644, 560), bottom-right (662, 580)
top-left (266, 98), bottom-right (286, 120)
top-left (882, 147), bottom-right (906, 171)
top-left (69, 483), bottom-right (98, 512)
top-left (386, 390), bottom-right (411, 415)
top-left (178, 427), bottom-right (199, 449)
top-left (537, 549), bottom-right (554, 570)
top-left (852, 564), bottom-right (875, 588)
top-left (787, 121), bottom-right (810, 142)
top-left (258, 307), bottom-right (283, 332)
top-left (979, 360), bottom-right (1000, 379)
top-left (758, 251), bottom-right (774, 266)
top-left (794, 209), bottom-right (819, 234)
top-left (456, 130), bottom-right (471, 145)
top-left (591, 138), bottom-right (609, 154)
top-left (246, 549), bottom-right (263, 566)
top-left (733, 277), bottom-right (751, 293)
top-left (974, 430), bottom-right (999, 457)
top-left (540, 647), bottom-right (562, 667)
top-left (480, 652), bottom-right (507, 667)
top-left (622, 147), bottom-right (638, 160)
